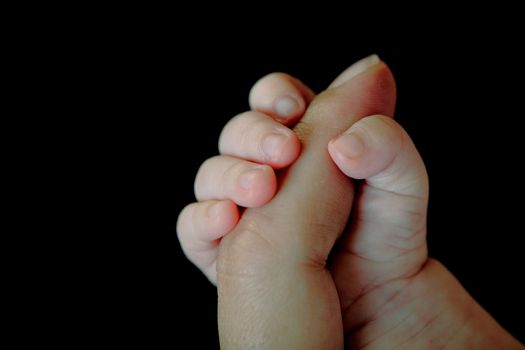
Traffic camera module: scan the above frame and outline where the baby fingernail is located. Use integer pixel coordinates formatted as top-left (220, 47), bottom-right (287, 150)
top-left (262, 131), bottom-right (288, 161)
top-left (207, 202), bottom-right (222, 218)
top-left (274, 95), bottom-right (302, 118)
top-left (332, 131), bottom-right (365, 159)
top-left (239, 167), bottom-right (265, 190)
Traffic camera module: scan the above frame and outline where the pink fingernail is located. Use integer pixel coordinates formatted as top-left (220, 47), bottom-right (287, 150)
top-left (332, 132), bottom-right (365, 159)
top-left (238, 168), bottom-right (264, 190)
top-left (207, 202), bottom-right (221, 218)
top-left (274, 95), bottom-right (301, 118)
top-left (262, 132), bottom-right (288, 161)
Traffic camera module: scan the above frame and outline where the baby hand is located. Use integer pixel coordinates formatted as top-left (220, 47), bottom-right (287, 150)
top-left (177, 73), bottom-right (314, 283)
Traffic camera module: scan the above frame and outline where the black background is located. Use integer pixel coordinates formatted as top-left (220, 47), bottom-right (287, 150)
top-left (95, 24), bottom-right (524, 347)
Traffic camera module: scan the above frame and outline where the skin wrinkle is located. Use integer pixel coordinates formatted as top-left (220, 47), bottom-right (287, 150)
top-left (358, 184), bottom-right (427, 211)
top-left (364, 179), bottom-right (427, 203)
top-left (340, 240), bottom-right (383, 264)
top-left (342, 279), bottom-right (407, 332)
top-left (416, 284), bottom-right (476, 349)
top-left (357, 184), bottom-right (427, 219)
top-left (361, 184), bottom-right (427, 238)
top-left (353, 213), bottom-right (426, 246)
top-left (357, 218), bottom-right (425, 247)
top-left (379, 261), bottom-right (473, 349)
top-left (353, 311), bottom-right (413, 349)
top-left (382, 230), bottom-right (427, 252)
top-left (345, 216), bottom-right (426, 263)
top-left (349, 275), bottom-right (434, 349)
top-left (345, 265), bottom-right (413, 313)
top-left (382, 240), bottom-right (427, 263)
top-left (391, 307), bottom-right (446, 350)
top-left (342, 258), bottom-right (434, 340)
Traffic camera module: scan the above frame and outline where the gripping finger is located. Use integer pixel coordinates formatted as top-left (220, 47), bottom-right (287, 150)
top-left (249, 72), bottom-right (315, 125)
top-left (195, 155), bottom-right (277, 208)
top-left (176, 199), bottom-right (239, 284)
top-left (219, 111), bottom-right (301, 169)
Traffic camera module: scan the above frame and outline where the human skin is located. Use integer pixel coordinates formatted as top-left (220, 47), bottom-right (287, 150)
top-left (178, 58), bottom-right (524, 349)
